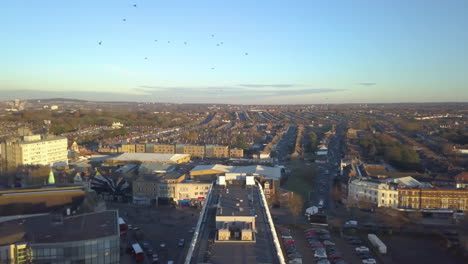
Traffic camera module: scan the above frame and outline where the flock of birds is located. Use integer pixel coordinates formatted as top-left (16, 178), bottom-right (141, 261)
top-left (97, 3), bottom-right (249, 70)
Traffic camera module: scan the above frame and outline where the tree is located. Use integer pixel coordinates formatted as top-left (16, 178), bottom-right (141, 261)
top-left (288, 193), bottom-right (304, 224)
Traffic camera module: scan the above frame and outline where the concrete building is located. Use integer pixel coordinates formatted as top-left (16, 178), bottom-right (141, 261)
top-left (119, 144), bottom-right (136, 153)
top-left (229, 148), bottom-right (244, 158)
top-left (132, 172), bottom-right (211, 206)
top-left (1, 135), bottom-right (68, 170)
top-left (0, 211), bottom-right (120, 264)
top-left (176, 144), bottom-right (205, 158)
top-left (106, 153), bottom-right (190, 165)
top-left (135, 144), bottom-right (146, 153)
top-left (347, 176), bottom-right (424, 208)
top-left (206, 145), bottom-right (229, 159)
top-left (0, 186), bottom-right (86, 216)
top-left (399, 187), bottom-right (468, 210)
top-left (153, 144), bottom-right (176, 154)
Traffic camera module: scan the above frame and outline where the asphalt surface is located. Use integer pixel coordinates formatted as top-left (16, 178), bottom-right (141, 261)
top-left (107, 202), bottom-right (200, 264)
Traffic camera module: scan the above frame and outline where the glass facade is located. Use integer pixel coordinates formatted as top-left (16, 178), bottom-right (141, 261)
top-left (30, 236), bottom-right (119, 264)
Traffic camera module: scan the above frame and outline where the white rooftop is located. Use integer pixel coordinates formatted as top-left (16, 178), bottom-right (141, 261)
top-left (108, 153), bottom-right (190, 163)
top-left (191, 164), bottom-right (282, 180)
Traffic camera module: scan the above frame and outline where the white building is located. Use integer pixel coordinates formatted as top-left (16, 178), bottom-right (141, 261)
top-left (1, 135), bottom-right (68, 169)
top-left (348, 176), bottom-right (424, 208)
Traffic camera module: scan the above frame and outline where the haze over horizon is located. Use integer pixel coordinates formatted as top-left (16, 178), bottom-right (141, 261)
top-left (1, 0), bottom-right (468, 104)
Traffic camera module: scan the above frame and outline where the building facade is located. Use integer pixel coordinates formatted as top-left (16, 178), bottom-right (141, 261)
top-left (206, 145), bottom-right (229, 158)
top-left (153, 144), bottom-right (176, 154)
top-left (120, 144), bottom-right (136, 153)
top-left (132, 173), bottom-right (211, 205)
top-left (0, 211), bottom-right (120, 264)
top-left (229, 148), bottom-right (244, 158)
top-left (1, 135), bottom-right (68, 170)
top-left (348, 178), bottom-right (399, 208)
top-left (398, 188), bottom-right (468, 210)
top-left (176, 145), bottom-right (206, 158)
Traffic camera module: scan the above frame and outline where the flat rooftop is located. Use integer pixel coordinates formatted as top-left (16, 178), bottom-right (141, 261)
top-left (107, 153), bottom-right (190, 163)
top-left (217, 184), bottom-right (254, 217)
top-left (0, 210), bottom-right (118, 246)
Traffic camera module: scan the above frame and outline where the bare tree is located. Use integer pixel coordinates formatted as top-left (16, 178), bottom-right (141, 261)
top-left (288, 193), bottom-right (304, 224)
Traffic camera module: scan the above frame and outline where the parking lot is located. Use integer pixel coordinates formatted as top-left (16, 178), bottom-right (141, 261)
top-left (107, 202), bottom-right (201, 264)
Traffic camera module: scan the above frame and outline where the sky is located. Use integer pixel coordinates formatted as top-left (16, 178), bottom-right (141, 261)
top-left (1, 0), bottom-right (468, 104)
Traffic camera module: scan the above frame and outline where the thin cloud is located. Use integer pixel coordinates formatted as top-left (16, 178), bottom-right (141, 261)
top-left (358, 82), bottom-right (377, 86)
top-left (238, 84), bottom-right (297, 88)
top-left (136, 86), bottom-right (345, 97)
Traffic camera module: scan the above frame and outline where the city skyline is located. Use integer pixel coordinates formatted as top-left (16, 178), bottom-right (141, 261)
top-left (1, 0), bottom-right (468, 104)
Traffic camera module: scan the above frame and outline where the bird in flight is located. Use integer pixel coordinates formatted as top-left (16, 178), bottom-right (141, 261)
top-left (98, 41), bottom-right (102, 45)
top-left (144, 57), bottom-right (148, 60)
top-left (245, 53), bottom-right (248, 55)
top-left (154, 40), bottom-right (158, 42)
top-left (133, 4), bottom-right (137, 7)
top-left (184, 42), bottom-right (187, 45)
top-left (122, 18), bottom-right (126, 22)
top-left (211, 67), bottom-right (215, 70)
top-left (211, 34), bottom-right (215, 37)
top-left (168, 41), bottom-right (171, 43)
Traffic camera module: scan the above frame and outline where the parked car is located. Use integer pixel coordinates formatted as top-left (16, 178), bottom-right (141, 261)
top-left (323, 240), bottom-right (335, 246)
top-left (345, 220), bottom-right (358, 227)
top-left (178, 239), bottom-right (185, 247)
top-left (320, 234), bottom-right (331, 240)
top-left (314, 248), bottom-right (327, 258)
top-left (309, 242), bottom-right (324, 248)
top-left (362, 259), bottom-right (377, 264)
top-left (317, 259), bottom-right (331, 264)
top-left (355, 246), bottom-right (369, 253)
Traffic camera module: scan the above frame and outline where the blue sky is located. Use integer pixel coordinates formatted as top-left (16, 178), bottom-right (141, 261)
top-left (1, 0), bottom-right (467, 104)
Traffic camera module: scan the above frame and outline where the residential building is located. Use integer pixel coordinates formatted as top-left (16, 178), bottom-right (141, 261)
top-left (347, 176), bottom-right (424, 208)
top-left (0, 211), bottom-right (120, 264)
top-left (176, 144), bottom-right (205, 158)
top-left (206, 145), bottom-right (229, 158)
top-left (398, 188), bottom-right (468, 210)
top-left (1, 135), bottom-right (68, 170)
top-left (229, 148), bottom-right (244, 158)
top-left (120, 144), bottom-right (136, 153)
top-left (153, 144), bottom-right (176, 154)
top-left (135, 144), bottom-right (146, 153)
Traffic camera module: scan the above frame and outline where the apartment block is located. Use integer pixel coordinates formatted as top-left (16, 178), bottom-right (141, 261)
top-left (206, 145), bottom-right (229, 158)
top-left (153, 144), bottom-right (176, 154)
top-left (229, 148), bottom-right (244, 158)
top-left (1, 135), bottom-right (68, 170)
top-left (135, 144), bottom-right (146, 153)
top-left (176, 144), bottom-right (205, 158)
top-left (120, 144), bottom-right (136, 153)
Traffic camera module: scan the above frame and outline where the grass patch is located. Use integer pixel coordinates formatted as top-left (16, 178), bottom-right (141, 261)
top-left (284, 160), bottom-right (317, 200)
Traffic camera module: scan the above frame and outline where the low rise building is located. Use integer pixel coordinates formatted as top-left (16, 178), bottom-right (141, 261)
top-left (229, 148), bottom-right (244, 158)
top-left (398, 187), bottom-right (468, 210)
top-left (348, 176), bottom-right (425, 208)
top-left (106, 153), bottom-right (190, 165)
top-left (206, 145), bottom-right (229, 158)
top-left (153, 144), bottom-right (175, 154)
top-left (0, 211), bottom-right (120, 264)
top-left (120, 144), bottom-right (136, 153)
top-left (132, 172), bottom-right (211, 206)
top-left (176, 144), bottom-right (205, 158)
